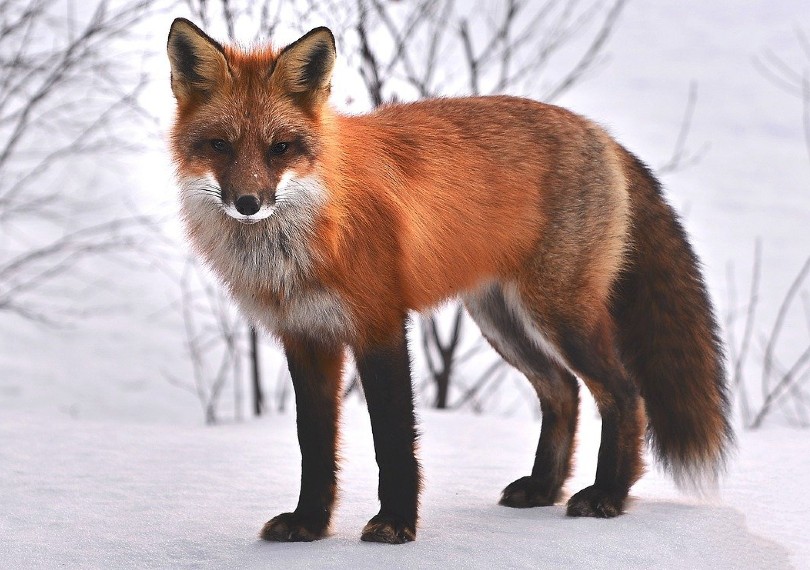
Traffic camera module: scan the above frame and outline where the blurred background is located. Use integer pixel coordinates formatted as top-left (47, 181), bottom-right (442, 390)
top-left (1, 0), bottom-right (808, 431)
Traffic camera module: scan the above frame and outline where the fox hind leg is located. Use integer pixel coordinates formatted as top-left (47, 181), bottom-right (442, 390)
top-left (465, 284), bottom-right (580, 508)
top-left (549, 312), bottom-right (645, 518)
top-left (500, 372), bottom-right (580, 508)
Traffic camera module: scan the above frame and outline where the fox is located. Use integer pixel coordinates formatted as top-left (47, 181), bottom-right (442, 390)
top-left (166, 18), bottom-right (733, 544)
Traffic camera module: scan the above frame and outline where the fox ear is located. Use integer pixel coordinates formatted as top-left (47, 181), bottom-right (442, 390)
top-left (273, 27), bottom-right (336, 104)
top-left (167, 18), bottom-right (229, 104)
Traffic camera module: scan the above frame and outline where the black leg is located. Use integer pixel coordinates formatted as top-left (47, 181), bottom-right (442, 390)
top-left (556, 321), bottom-right (645, 518)
top-left (261, 337), bottom-right (343, 542)
top-left (500, 366), bottom-right (580, 507)
top-left (354, 321), bottom-right (420, 544)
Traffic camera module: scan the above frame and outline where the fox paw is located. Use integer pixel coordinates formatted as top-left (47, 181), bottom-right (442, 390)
top-left (566, 485), bottom-right (625, 518)
top-left (260, 511), bottom-right (327, 542)
top-left (361, 513), bottom-right (416, 544)
top-left (499, 476), bottom-right (559, 508)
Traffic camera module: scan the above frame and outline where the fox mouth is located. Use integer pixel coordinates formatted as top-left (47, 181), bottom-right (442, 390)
top-left (223, 203), bottom-right (275, 224)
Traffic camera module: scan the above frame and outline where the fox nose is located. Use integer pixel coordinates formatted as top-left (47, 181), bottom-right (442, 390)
top-left (234, 195), bottom-right (260, 216)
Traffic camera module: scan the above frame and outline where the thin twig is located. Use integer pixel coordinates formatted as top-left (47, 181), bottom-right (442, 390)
top-left (726, 239), bottom-right (761, 426)
top-left (657, 81), bottom-right (710, 174)
top-left (760, 254), bottom-right (810, 405)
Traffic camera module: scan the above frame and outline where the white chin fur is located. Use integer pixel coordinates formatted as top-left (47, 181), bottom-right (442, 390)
top-left (222, 203), bottom-right (275, 224)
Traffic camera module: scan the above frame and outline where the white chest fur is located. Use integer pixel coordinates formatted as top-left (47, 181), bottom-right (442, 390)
top-left (233, 287), bottom-right (354, 344)
top-left (179, 173), bottom-right (355, 343)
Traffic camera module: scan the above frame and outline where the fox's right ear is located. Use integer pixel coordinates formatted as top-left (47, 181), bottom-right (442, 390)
top-left (167, 18), bottom-right (229, 105)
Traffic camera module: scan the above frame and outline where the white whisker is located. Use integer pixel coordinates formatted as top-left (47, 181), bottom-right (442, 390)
top-left (179, 174), bottom-right (223, 207)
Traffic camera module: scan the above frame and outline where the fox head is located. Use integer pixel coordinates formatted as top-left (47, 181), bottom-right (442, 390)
top-left (167, 19), bottom-right (335, 225)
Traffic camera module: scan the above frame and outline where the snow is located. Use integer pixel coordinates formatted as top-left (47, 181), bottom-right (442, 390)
top-left (0, 404), bottom-right (799, 569)
top-left (2, 0), bottom-right (810, 568)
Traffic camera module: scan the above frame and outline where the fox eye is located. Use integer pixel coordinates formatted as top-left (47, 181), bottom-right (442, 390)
top-left (269, 142), bottom-right (289, 156)
top-left (210, 139), bottom-right (229, 153)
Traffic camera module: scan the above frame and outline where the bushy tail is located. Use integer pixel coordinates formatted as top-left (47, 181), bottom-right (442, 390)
top-left (612, 151), bottom-right (734, 492)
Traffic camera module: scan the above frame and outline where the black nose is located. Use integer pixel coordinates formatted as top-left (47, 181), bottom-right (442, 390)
top-left (234, 195), bottom-right (260, 216)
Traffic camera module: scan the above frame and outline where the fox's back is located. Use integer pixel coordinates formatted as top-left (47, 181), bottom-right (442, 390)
top-left (327, 96), bottom-right (630, 310)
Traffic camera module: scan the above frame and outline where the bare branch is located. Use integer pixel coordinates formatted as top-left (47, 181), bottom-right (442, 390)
top-left (221, 0), bottom-right (237, 39)
top-left (453, 359), bottom-right (507, 410)
top-left (761, 254), bottom-right (810, 402)
top-left (803, 74), bottom-right (810, 167)
top-left (356, 0), bottom-right (385, 107)
top-left (458, 19), bottom-right (480, 96)
top-left (166, 256), bottom-right (248, 424)
top-left (751, 343), bottom-right (810, 428)
top-left (725, 239), bottom-right (761, 426)
top-left (543, 0), bottom-right (626, 102)
top-left (420, 315), bottom-right (439, 377)
top-left (367, 0), bottom-right (439, 95)
top-left (753, 48), bottom-right (804, 97)
top-left (0, 216), bottom-right (153, 281)
top-left (657, 81), bottom-right (710, 175)
top-left (754, 27), bottom-right (810, 171)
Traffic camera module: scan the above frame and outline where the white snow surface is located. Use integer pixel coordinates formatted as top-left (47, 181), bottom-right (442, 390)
top-left (2, 0), bottom-right (810, 568)
top-left (0, 404), bottom-right (801, 569)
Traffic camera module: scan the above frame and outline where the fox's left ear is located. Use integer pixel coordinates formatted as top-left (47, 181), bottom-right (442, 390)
top-left (273, 27), bottom-right (336, 106)
top-left (167, 18), bottom-right (229, 105)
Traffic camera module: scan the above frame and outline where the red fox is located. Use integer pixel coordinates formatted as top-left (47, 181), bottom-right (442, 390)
top-left (167, 19), bottom-right (733, 544)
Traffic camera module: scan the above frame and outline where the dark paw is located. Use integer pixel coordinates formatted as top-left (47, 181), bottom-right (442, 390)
top-left (361, 513), bottom-right (416, 544)
top-left (566, 485), bottom-right (625, 518)
top-left (499, 476), bottom-right (559, 508)
top-left (260, 511), bottom-right (327, 542)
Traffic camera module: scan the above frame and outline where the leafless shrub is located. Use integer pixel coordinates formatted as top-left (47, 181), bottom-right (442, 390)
top-left (350, 0), bottom-right (627, 105)
top-left (726, 241), bottom-right (810, 428)
top-left (163, 257), bottom-right (246, 425)
top-left (0, 0), bottom-right (163, 322)
top-left (727, 31), bottom-right (810, 429)
top-left (0, 215), bottom-right (155, 323)
top-left (754, 27), bottom-right (810, 170)
top-left (657, 81), bottom-right (710, 175)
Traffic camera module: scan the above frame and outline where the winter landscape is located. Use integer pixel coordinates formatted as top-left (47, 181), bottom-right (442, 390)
top-left (1, 0), bottom-right (809, 568)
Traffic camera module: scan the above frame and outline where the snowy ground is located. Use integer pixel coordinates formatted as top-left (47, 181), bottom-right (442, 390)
top-left (1, 403), bottom-right (802, 569)
top-left (2, 0), bottom-right (810, 568)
